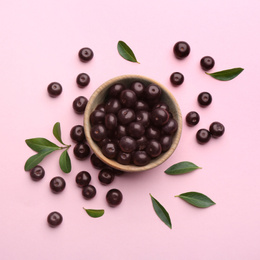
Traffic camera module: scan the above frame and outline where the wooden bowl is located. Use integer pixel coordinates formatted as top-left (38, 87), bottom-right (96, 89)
top-left (84, 75), bottom-right (182, 172)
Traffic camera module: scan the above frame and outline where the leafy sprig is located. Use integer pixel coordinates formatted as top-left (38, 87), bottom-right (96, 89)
top-left (24, 122), bottom-right (71, 173)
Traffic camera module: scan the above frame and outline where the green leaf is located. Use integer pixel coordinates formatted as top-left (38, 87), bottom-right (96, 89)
top-left (165, 161), bottom-right (202, 175)
top-left (24, 148), bottom-right (55, 171)
top-left (175, 191), bottom-right (216, 208)
top-left (53, 122), bottom-right (65, 145)
top-left (25, 138), bottom-right (60, 152)
top-left (117, 41), bottom-right (140, 63)
top-left (206, 67), bottom-right (244, 81)
top-left (83, 208), bottom-right (105, 218)
top-left (59, 149), bottom-right (71, 173)
top-left (150, 194), bottom-right (172, 229)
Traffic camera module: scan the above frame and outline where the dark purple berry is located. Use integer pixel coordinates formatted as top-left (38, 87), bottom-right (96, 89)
top-left (127, 122), bottom-right (145, 139)
top-left (119, 136), bottom-right (136, 153)
top-left (160, 135), bottom-right (173, 152)
top-left (70, 125), bottom-right (86, 142)
top-left (76, 73), bottom-right (90, 88)
top-left (90, 124), bottom-right (107, 142)
top-left (47, 82), bottom-right (62, 97)
top-left (106, 189), bottom-right (123, 207)
top-left (90, 153), bottom-right (107, 169)
top-left (173, 41), bottom-right (190, 59)
top-left (162, 118), bottom-right (178, 135)
top-left (136, 110), bottom-right (150, 127)
top-left (105, 98), bottom-right (122, 114)
top-left (105, 113), bottom-right (117, 130)
top-left (136, 136), bottom-right (148, 151)
top-left (145, 139), bottom-right (162, 158)
top-left (170, 72), bottom-right (184, 86)
top-left (146, 126), bottom-right (160, 140)
top-left (101, 142), bottom-right (118, 159)
top-left (73, 142), bottom-right (90, 160)
top-left (130, 81), bottom-right (145, 97)
top-left (118, 108), bottom-right (135, 125)
top-left (135, 100), bottom-right (149, 111)
top-left (47, 212), bottom-right (63, 227)
top-left (75, 171), bottom-right (91, 187)
top-left (144, 84), bottom-right (161, 100)
top-left (108, 83), bottom-right (126, 97)
top-left (186, 111), bottom-right (200, 126)
top-left (120, 89), bottom-right (137, 108)
top-left (200, 56), bottom-right (215, 71)
top-left (196, 129), bottom-right (211, 144)
top-left (90, 110), bottom-right (106, 125)
top-left (73, 96), bottom-right (88, 114)
top-left (78, 47), bottom-right (94, 62)
top-left (98, 168), bottom-right (115, 185)
top-left (198, 92), bottom-right (212, 107)
top-left (82, 185), bottom-right (96, 199)
top-left (209, 122), bottom-right (225, 138)
top-left (132, 151), bottom-right (151, 166)
top-left (150, 108), bottom-right (169, 126)
top-left (50, 177), bottom-right (66, 193)
top-left (30, 165), bottom-right (45, 181)
top-left (117, 151), bottom-right (132, 165)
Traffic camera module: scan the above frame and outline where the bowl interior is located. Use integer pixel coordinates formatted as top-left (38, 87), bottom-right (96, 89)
top-left (84, 75), bottom-right (182, 172)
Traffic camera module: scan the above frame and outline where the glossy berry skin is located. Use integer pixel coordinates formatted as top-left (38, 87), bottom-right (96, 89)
top-left (135, 100), bottom-right (149, 111)
top-left (144, 84), bottom-right (161, 100)
top-left (150, 108), bottom-right (169, 126)
top-left (136, 136), bottom-right (148, 151)
top-left (90, 124), bottom-right (107, 142)
top-left (130, 81), bottom-right (145, 97)
top-left (136, 110), bottom-right (150, 128)
top-left (200, 56), bottom-right (215, 71)
top-left (105, 113), bottom-right (118, 130)
top-left (90, 153), bottom-right (107, 169)
top-left (106, 189), bottom-right (123, 207)
top-left (90, 110), bottom-right (106, 125)
top-left (117, 151), bottom-right (132, 165)
top-left (29, 165), bottom-right (45, 181)
top-left (47, 82), bottom-right (62, 97)
top-left (162, 118), bottom-right (178, 135)
top-left (186, 111), bottom-right (200, 126)
top-left (127, 122), bottom-right (145, 139)
top-left (116, 125), bottom-right (127, 139)
top-left (132, 151), bottom-right (151, 166)
top-left (119, 136), bottom-right (136, 153)
top-left (105, 98), bottom-right (122, 114)
top-left (146, 126), bottom-right (160, 140)
top-left (145, 139), bottom-right (162, 158)
top-left (76, 73), bottom-right (90, 88)
top-left (173, 41), bottom-right (190, 59)
top-left (47, 212), bottom-right (63, 227)
top-left (120, 89), bottom-right (137, 108)
top-left (101, 142), bottom-right (118, 159)
top-left (75, 171), bottom-right (91, 187)
top-left (50, 177), bottom-right (66, 193)
top-left (117, 108), bottom-right (135, 125)
top-left (78, 47), bottom-right (94, 62)
top-left (109, 83), bottom-right (126, 97)
top-left (70, 125), bottom-right (86, 142)
top-left (73, 142), bottom-right (90, 160)
top-left (82, 185), bottom-right (96, 199)
top-left (196, 129), bottom-right (211, 144)
top-left (209, 122), bottom-right (225, 138)
top-left (73, 96), bottom-right (88, 114)
top-left (198, 92), bottom-right (212, 107)
top-left (98, 168), bottom-right (115, 185)
top-left (170, 72), bottom-right (184, 86)
top-left (160, 135), bottom-right (173, 152)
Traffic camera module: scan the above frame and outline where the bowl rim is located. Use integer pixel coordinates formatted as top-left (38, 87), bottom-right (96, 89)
top-left (84, 74), bottom-right (182, 172)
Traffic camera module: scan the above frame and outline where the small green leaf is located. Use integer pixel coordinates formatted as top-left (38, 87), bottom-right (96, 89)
top-left (150, 194), bottom-right (172, 229)
top-left (53, 122), bottom-right (65, 145)
top-left (59, 149), bottom-right (71, 173)
top-left (25, 138), bottom-right (60, 152)
top-left (117, 41), bottom-right (140, 63)
top-left (175, 191), bottom-right (215, 208)
top-left (206, 67), bottom-right (244, 81)
top-left (24, 148), bottom-right (55, 171)
top-left (83, 208), bottom-right (105, 218)
top-left (165, 161), bottom-right (202, 175)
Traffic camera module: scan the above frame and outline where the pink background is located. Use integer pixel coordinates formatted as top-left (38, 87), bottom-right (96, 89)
top-left (1, 0), bottom-right (260, 259)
